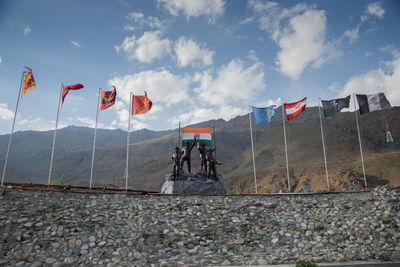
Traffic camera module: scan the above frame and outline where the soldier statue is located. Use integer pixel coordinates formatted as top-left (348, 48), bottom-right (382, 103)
top-left (180, 137), bottom-right (196, 173)
top-left (206, 148), bottom-right (218, 180)
top-left (171, 147), bottom-right (182, 180)
top-left (198, 142), bottom-right (208, 172)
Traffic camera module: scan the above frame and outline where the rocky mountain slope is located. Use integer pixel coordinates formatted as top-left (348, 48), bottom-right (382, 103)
top-left (0, 106), bottom-right (399, 193)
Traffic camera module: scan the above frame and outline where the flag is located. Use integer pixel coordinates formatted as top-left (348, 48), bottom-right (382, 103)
top-left (251, 105), bottom-right (275, 124)
top-left (62, 83), bottom-right (84, 105)
top-left (132, 92), bottom-right (152, 115)
top-left (284, 97), bottom-right (307, 121)
top-left (356, 93), bottom-right (391, 114)
top-left (182, 127), bottom-right (212, 147)
top-left (21, 66), bottom-right (36, 97)
top-left (321, 95), bottom-right (350, 117)
top-left (100, 86), bottom-right (117, 110)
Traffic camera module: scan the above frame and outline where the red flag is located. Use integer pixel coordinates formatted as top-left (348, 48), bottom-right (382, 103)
top-left (100, 86), bottom-right (117, 110)
top-left (62, 83), bottom-right (84, 105)
top-left (284, 97), bottom-right (307, 121)
top-left (132, 92), bottom-right (152, 115)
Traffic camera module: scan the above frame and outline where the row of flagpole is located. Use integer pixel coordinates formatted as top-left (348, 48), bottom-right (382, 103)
top-left (0, 67), bottom-right (154, 191)
top-left (0, 67), bottom-right (392, 193)
top-left (248, 93), bottom-right (390, 193)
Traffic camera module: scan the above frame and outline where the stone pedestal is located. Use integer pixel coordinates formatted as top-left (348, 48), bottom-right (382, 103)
top-left (161, 170), bottom-right (226, 195)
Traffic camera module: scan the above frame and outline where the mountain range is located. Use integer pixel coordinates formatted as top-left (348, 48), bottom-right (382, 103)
top-left (1, 106), bottom-right (399, 193)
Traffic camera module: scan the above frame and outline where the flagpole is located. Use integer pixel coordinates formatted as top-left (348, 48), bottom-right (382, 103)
top-left (282, 105), bottom-right (290, 193)
top-left (125, 92), bottom-right (132, 193)
top-left (178, 122), bottom-right (181, 147)
top-left (48, 83), bottom-right (63, 189)
top-left (318, 98), bottom-right (330, 189)
top-left (213, 120), bottom-right (217, 162)
top-left (1, 71), bottom-right (25, 186)
top-left (248, 106), bottom-right (258, 194)
top-left (353, 93), bottom-right (367, 189)
top-left (89, 88), bottom-right (101, 192)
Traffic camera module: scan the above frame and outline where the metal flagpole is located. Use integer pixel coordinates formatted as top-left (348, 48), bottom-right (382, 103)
top-left (89, 88), bottom-right (101, 192)
top-left (248, 106), bottom-right (258, 194)
top-left (1, 71), bottom-right (25, 186)
top-left (318, 97), bottom-right (330, 189)
top-left (125, 92), bottom-right (132, 193)
top-left (282, 105), bottom-right (290, 193)
top-left (353, 93), bottom-right (367, 189)
top-left (213, 120), bottom-right (217, 161)
top-left (48, 83), bottom-right (63, 189)
top-left (178, 122), bottom-right (181, 147)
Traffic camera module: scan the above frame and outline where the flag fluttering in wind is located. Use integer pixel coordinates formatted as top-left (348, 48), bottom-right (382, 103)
top-left (284, 97), bottom-right (307, 121)
top-left (251, 105), bottom-right (275, 124)
top-left (356, 93), bottom-right (391, 114)
top-left (321, 95), bottom-right (350, 118)
top-left (21, 66), bottom-right (36, 97)
top-left (62, 84), bottom-right (84, 105)
top-left (100, 86), bottom-right (117, 110)
top-left (132, 92), bottom-right (152, 115)
top-left (182, 127), bottom-right (212, 147)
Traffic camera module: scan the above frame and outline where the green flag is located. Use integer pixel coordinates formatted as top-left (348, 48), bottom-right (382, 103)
top-left (321, 95), bottom-right (350, 117)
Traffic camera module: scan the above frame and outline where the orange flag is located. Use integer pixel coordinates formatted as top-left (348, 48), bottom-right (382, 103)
top-left (132, 92), bottom-right (152, 115)
top-left (21, 66), bottom-right (36, 97)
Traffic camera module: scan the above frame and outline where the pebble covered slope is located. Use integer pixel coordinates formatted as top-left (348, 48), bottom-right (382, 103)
top-left (0, 187), bottom-right (399, 266)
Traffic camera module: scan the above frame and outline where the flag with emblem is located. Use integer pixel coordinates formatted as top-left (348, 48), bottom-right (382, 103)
top-left (321, 95), bottom-right (350, 117)
top-left (284, 97), bottom-right (307, 121)
top-left (251, 105), bottom-right (275, 124)
top-left (21, 66), bottom-right (36, 97)
top-left (132, 92), bottom-right (152, 115)
top-left (100, 86), bottom-right (117, 110)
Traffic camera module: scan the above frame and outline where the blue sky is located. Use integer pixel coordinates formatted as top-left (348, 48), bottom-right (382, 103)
top-left (0, 0), bottom-right (399, 134)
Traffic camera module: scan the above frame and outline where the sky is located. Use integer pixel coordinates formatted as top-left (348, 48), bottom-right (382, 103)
top-left (0, 0), bottom-right (399, 134)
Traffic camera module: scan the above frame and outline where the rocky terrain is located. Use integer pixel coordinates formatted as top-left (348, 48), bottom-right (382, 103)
top-left (0, 186), bottom-right (399, 266)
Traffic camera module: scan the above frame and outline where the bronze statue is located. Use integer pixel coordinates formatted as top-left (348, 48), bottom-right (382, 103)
top-left (206, 148), bottom-right (218, 180)
top-left (171, 146), bottom-right (181, 180)
top-left (180, 138), bottom-right (196, 173)
top-left (198, 143), bottom-right (208, 172)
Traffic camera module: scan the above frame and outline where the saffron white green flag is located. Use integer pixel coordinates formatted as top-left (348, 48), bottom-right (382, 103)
top-left (182, 127), bottom-right (212, 147)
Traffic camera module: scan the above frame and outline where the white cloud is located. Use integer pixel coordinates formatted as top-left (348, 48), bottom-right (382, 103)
top-left (361, 2), bottom-right (385, 22)
top-left (109, 70), bottom-right (191, 128)
top-left (125, 12), bottom-right (164, 31)
top-left (168, 105), bottom-right (247, 126)
top-left (0, 56), bottom-right (2, 64)
top-left (344, 26), bottom-right (360, 44)
top-left (249, 1), bottom-right (335, 79)
top-left (70, 41), bottom-right (81, 48)
top-left (115, 31), bottom-right (171, 63)
top-left (17, 117), bottom-right (68, 131)
top-left (174, 37), bottom-right (214, 67)
top-left (194, 58), bottom-right (265, 106)
top-left (157, 0), bottom-right (225, 22)
top-left (344, 2), bottom-right (385, 44)
top-left (255, 97), bottom-right (282, 108)
top-left (339, 49), bottom-right (400, 109)
top-left (0, 103), bottom-right (14, 121)
top-left (24, 26), bottom-right (31, 36)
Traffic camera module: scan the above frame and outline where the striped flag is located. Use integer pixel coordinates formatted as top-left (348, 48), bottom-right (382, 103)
top-left (284, 97), bottom-right (307, 121)
top-left (356, 93), bottom-right (391, 114)
top-left (182, 127), bottom-right (212, 147)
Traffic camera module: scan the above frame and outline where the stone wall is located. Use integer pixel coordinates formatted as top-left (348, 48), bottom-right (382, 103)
top-left (0, 187), bottom-right (399, 266)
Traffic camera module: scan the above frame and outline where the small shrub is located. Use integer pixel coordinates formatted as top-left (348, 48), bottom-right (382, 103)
top-left (296, 260), bottom-right (317, 267)
top-left (315, 225), bottom-right (324, 231)
top-left (344, 205), bottom-right (351, 210)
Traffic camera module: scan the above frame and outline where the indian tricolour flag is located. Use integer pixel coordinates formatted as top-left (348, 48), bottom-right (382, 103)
top-left (182, 127), bottom-right (212, 147)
